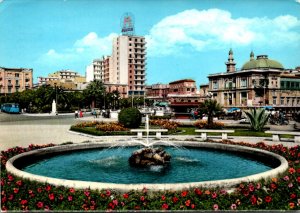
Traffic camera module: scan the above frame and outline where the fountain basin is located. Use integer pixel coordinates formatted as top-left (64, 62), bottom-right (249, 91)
top-left (6, 141), bottom-right (288, 192)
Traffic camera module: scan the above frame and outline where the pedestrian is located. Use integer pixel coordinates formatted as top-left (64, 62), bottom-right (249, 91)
top-left (79, 110), bottom-right (83, 118)
top-left (75, 110), bottom-right (78, 119)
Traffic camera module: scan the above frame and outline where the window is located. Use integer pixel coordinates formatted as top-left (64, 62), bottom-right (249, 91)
top-left (280, 97), bottom-right (284, 105)
top-left (15, 73), bottom-right (19, 77)
top-left (213, 81), bottom-right (218, 89)
top-left (241, 79), bottom-right (247, 88)
top-left (273, 97), bottom-right (277, 105)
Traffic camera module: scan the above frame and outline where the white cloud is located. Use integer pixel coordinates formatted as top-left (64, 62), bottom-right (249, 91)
top-left (146, 9), bottom-right (300, 56)
top-left (296, 0), bottom-right (300, 4)
top-left (38, 32), bottom-right (118, 68)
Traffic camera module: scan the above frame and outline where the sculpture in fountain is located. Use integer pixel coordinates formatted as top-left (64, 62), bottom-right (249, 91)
top-left (129, 113), bottom-right (171, 168)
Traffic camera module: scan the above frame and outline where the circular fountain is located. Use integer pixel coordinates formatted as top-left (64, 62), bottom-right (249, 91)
top-left (5, 115), bottom-right (289, 192)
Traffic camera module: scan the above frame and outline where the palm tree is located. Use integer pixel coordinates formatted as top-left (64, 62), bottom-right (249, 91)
top-left (244, 108), bottom-right (270, 132)
top-left (200, 99), bottom-right (222, 128)
top-left (83, 80), bottom-right (105, 108)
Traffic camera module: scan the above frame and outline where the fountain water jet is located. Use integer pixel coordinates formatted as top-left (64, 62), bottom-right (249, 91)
top-left (128, 113), bottom-right (172, 168)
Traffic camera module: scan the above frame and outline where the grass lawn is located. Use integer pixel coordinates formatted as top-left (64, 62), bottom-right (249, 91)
top-left (176, 127), bottom-right (294, 138)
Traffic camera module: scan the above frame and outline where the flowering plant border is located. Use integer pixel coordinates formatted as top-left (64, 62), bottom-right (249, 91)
top-left (1, 141), bottom-right (299, 211)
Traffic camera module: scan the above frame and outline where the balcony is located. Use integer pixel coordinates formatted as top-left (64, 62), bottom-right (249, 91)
top-left (8, 83), bottom-right (13, 87)
top-left (15, 84), bottom-right (20, 88)
top-left (134, 45), bottom-right (146, 50)
top-left (135, 51), bottom-right (146, 55)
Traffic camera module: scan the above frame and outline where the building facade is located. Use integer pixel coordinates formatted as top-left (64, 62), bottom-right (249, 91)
top-left (86, 59), bottom-right (102, 82)
top-left (0, 67), bottom-right (33, 94)
top-left (207, 49), bottom-right (300, 112)
top-left (112, 35), bottom-right (146, 96)
top-left (145, 83), bottom-right (169, 101)
top-left (38, 69), bottom-right (86, 91)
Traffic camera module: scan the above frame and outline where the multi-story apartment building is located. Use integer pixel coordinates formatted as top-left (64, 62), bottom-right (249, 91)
top-left (146, 83), bottom-right (169, 101)
top-left (112, 35), bottom-right (146, 96)
top-left (206, 49), bottom-right (300, 113)
top-left (0, 67), bottom-right (33, 94)
top-left (86, 59), bottom-right (102, 82)
top-left (38, 69), bottom-right (86, 91)
top-left (167, 79), bottom-right (201, 110)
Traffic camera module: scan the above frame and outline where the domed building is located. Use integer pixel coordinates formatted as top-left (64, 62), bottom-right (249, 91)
top-left (205, 49), bottom-right (300, 115)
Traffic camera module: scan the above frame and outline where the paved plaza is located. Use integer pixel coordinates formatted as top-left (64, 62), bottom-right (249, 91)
top-left (0, 112), bottom-right (298, 151)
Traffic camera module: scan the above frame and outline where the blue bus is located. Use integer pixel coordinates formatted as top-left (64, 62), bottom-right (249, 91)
top-left (0, 103), bottom-right (20, 114)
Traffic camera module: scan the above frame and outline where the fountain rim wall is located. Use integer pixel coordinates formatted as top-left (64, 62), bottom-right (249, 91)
top-left (6, 141), bottom-right (288, 192)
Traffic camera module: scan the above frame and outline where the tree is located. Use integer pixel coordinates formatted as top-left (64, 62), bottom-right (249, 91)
top-left (244, 108), bottom-right (270, 132)
top-left (83, 80), bottom-right (105, 108)
top-left (199, 99), bottom-right (222, 128)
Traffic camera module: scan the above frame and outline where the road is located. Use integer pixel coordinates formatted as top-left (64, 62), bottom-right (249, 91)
top-left (0, 112), bottom-right (97, 151)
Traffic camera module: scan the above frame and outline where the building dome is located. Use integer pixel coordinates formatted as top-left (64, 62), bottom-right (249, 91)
top-left (241, 55), bottom-right (284, 70)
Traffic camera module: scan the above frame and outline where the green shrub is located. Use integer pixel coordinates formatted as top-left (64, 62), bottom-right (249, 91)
top-left (149, 115), bottom-right (171, 120)
top-left (118, 107), bottom-right (142, 128)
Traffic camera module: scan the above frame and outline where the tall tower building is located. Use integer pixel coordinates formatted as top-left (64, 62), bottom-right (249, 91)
top-left (112, 35), bottom-right (146, 96)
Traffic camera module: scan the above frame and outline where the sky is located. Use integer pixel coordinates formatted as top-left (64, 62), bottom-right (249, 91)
top-left (0, 0), bottom-right (300, 86)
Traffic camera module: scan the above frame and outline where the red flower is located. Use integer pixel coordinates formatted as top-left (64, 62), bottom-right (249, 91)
top-left (7, 175), bottom-right (14, 181)
top-left (84, 190), bottom-right (90, 197)
top-left (297, 177), bottom-right (300, 183)
top-left (140, 196), bottom-right (145, 201)
top-left (37, 201), bottom-right (44, 208)
top-left (211, 192), bottom-right (217, 199)
top-left (106, 190), bottom-right (111, 197)
top-left (185, 199), bottom-right (191, 207)
top-left (250, 195), bottom-right (257, 205)
top-left (270, 183), bottom-right (277, 190)
top-left (191, 204), bottom-right (195, 209)
top-left (162, 203), bottom-right (169, 210)
top-left (194, 188), bottom-right (202, 196)
top-left (13, 188), bottom-right (19, 194)
top-left (15, 180), bottom-right (22, 186)
top-left (296, 168), bottom-right (300, 174)
top-left (8, 194), bottom-right (13, 201)
top-left (248, 184), bottom-right (255, 192)
top-left (213, 204), bottom-right (218, 210)
top-left (48, 193), bottom-right (55, 201)
top-left (68, 196), bottom-right (73, 201)
top-left (45, 185), bottom-right (51, 191)
top-left (181, 191), bottom-right (188, 197)
top-left (290, 193), bottom-right (296, 199)
top-left (37, 188), bottom-right (43, 193)
top-left (69, 188), bottom-right (75, 193)
top-left (20, 200), bottom-right (28, 205)
top-left (161, 195), bottom-right (166, 201)
top-left (59, 194), bottom-right (64, 200)
top-left (289, 202), bottom-right (295, 209)
top-left (289, 168), bottom-right (296, 174)
top-left (2, 196), bottom-right (7, 203)
top-left (123, 193), bottom-right (129, 199)
top-left (264, 196), bottom-right (272, 203)
top-left (172, 196), bottom-right (179, 203)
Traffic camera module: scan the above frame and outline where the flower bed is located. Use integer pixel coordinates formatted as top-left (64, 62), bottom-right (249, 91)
top-left (194, 120), bottom-right (224, 129)
top-left (149, 119), bottom-right (179, 131)
top-left (71, 121), bottom-right (132, 136)
top-left (1, 142), bottom-right (299, 211)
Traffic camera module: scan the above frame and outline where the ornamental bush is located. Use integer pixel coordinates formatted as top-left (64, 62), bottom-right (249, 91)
top-left (118, 107), bottom-right (142, 128)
